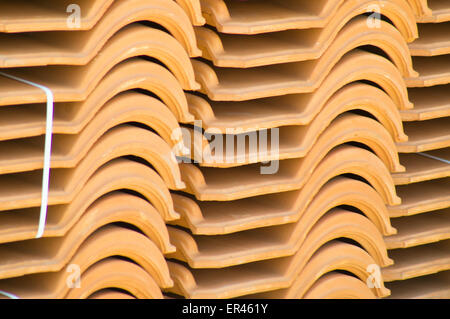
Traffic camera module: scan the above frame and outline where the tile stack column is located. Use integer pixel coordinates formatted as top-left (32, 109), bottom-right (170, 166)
top-left (383, 0), bottom-right (450, 299)
top-left (0, 0), bottom-right (200, 299)
top-left (166, 0), bottom-right (417, 299)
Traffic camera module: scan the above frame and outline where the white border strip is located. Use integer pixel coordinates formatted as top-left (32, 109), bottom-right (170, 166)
top-left (0, 290), bottom-right (19, 299)
top-left (418, 152), bottom-right (450, 165)
top-left (0, 72), bottom-right (54, 239)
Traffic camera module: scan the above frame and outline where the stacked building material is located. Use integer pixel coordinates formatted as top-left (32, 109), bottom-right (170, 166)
top-left (384, 0), bottom-right (450, 299)
top-left (0, 0), bottom-right (201, 299)
top-left (165, 0), bottom-right (422, 299)
top-left (0, 0), bottom-right (447, 300)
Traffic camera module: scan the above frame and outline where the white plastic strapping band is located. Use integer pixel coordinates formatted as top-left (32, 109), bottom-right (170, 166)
top-left (418, 152), bottom-right (450, 165)
top-left (0, 290), bottom-right (19, 299)
top-left (0, 72), bottom-right (54, 239)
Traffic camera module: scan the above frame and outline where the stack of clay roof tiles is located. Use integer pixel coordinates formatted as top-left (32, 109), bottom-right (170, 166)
top-left (0, 0), bottom-right (204, 299)
top-left (166, 0), bottom-right (417, 299)
top-left (0, 0), bottom-right (448, 300)
top-left (384, 0), bottom-right (450, 299)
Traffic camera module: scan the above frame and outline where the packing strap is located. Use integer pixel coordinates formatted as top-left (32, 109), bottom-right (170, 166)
top-left (418, 152), bottom-right (450, 165)
top-left (0, 72), bottom-right (54, 239)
